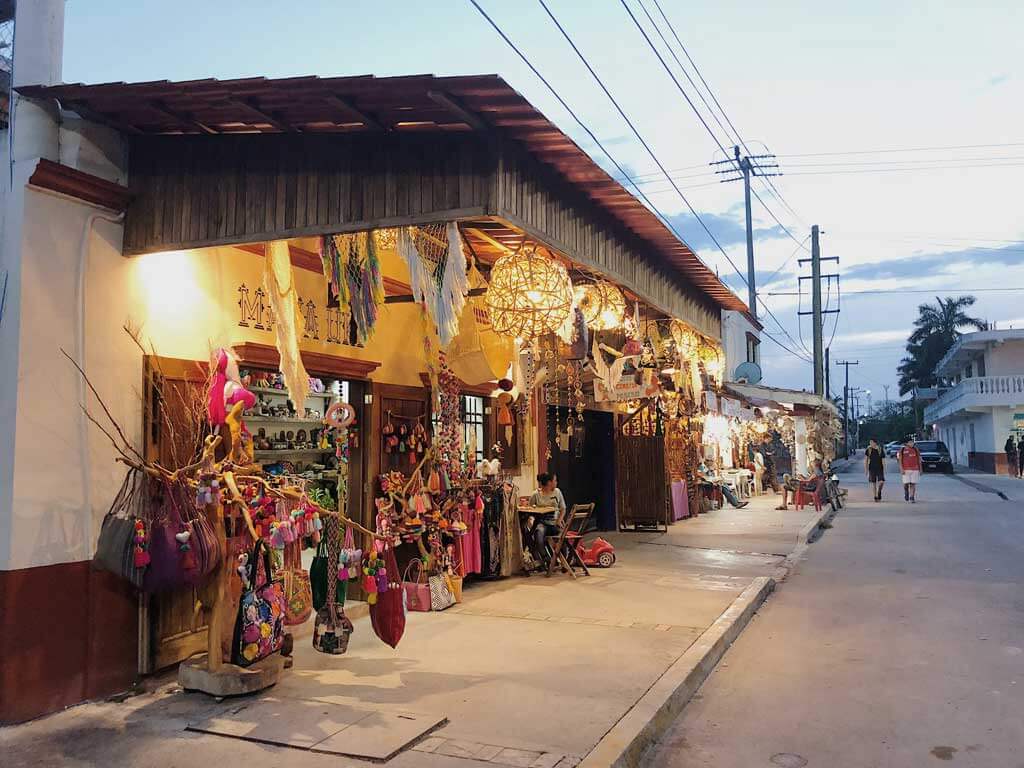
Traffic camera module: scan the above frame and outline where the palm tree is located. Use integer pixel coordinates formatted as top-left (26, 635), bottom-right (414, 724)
top-left (897, 296), bottom-right (986, 394)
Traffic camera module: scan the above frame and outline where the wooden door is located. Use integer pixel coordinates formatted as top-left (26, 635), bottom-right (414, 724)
top-left (615, 406), bottom-right (668, 531)
top-left (141, 355), bottom-right (211, 673)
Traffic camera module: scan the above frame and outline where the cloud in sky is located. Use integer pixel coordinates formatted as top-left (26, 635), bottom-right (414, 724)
top-left (842, 243), bottom-right (1024, 281)
top-left (668, 210), bottom-right (787, 251)
top-left (988, 73), bottom-right (1010, 86)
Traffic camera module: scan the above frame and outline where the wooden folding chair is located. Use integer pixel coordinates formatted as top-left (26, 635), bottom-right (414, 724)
top-left (546, 503), bottom-right (595, 578)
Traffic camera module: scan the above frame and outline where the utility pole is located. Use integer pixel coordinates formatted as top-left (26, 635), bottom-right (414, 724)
top-left (825, 347), bottom-right (831, 399)
top-left (883, 384), bottom-right (890, 411)
top-left (836, 359), bottom-right (859, 456)
top-left (798, 229), bottom-right (839, 397)
top-left (711, 146), bottom-right (780, 321)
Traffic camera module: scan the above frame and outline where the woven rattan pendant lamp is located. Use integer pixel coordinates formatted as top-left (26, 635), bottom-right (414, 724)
top-left (485, 243), bottom-right (573, 341)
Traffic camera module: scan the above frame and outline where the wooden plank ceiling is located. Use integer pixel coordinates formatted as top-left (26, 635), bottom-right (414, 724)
top-left (17, 73), bottom-right (747, 313)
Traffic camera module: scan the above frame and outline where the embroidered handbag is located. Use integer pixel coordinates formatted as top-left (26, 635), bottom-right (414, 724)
top-left (282, 542), bottom-right (313, 626)
top-left (402, 559), bottom-right (432, 613)
top-left (370, 544), bottom-right (406, 648)
top-left (312, 515), bottom-right (353, 655)
top-left (429, 571), bottom-right (455, 611)
top-left (310, 537), bottom-right (347, 611)
top-left (231, 539), bottom-right (286, 667)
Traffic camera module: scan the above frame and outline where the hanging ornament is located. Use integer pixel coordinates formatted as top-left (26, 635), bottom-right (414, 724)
top-left (574, 281), bottom-right (626, 330)
top-left (485, 243), bottom-right (572, 341)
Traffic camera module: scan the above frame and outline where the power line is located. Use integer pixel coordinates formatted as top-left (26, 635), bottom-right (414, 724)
top-left (785, 161), bottom-right (1024, 177)
top-left (763, 235), bottom-right (811, 286)
top-left (534, 0), bottom-right (813, 362)
top-left (646, 0), bottom-right (807, 227)
top-left (617, 0), bottom-right (810, 253)
top-left (468, 0), bottom-right (813, 365)
top-left (776, 141), bottom-right (1024, 158)
top-left (786, 154), bottom-right (1024, 168)
top-left (766, 286), bottom-right (1024, 296)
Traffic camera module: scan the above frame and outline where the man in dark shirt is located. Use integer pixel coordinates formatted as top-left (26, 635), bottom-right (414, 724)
top-left (760, 436), bottom-right (781, 493)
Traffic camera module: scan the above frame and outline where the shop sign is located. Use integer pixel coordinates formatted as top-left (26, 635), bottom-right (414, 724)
top-left (1014, 412), bottom-right (1024, 429)
top-left (706, 392), bottom-right (718, 412)
top-left (721, 397), bottom-right (741, 418)
top-left (593, 370), bottom-right (660, 402)
top-left (236, 283), bottom-right (351, 346)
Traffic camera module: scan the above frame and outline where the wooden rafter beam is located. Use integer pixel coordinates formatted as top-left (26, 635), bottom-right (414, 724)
top-left (324, 94), bottom-right (384, 131)
top-left (427, 90), bottom-right (487, 131)
top-left (236, 98), bottom-right (296, 133)
top-left (150, 99), bottom-right (218, 134)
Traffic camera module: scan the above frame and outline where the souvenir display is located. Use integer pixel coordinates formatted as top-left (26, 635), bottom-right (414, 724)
top-left (396, 222), bottom-right (469, 347)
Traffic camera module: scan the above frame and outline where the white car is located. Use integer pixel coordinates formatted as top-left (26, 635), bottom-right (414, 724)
top-left (884, 441), bottom-right (901, 457)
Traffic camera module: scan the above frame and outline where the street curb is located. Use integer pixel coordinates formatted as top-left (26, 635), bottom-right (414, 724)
top-left (578, 576), bottom-right (775, 768)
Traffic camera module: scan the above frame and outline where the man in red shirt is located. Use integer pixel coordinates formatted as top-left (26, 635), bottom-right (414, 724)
top-left (897, 439), bottom-right (923, 503)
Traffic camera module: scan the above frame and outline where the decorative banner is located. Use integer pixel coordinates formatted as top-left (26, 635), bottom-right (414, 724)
top-left (721, 397), bottom-right (741, 418)
top-left (594, 369), bottom-right (660, 402)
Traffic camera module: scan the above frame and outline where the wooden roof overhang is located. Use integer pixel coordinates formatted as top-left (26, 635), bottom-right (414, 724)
top-left (18, 73), bottom-right (746, 336)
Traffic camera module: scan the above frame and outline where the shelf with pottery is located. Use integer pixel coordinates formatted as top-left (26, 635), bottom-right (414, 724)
top-left (246, 416), bottom-right (326, 426)
top-left (249, 386), bottom-right (337, 399)
top-left (254, 448), bottom-right (333, 459)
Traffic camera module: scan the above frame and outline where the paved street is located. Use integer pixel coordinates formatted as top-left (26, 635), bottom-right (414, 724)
top-left (647, 459), bottom-right (1024, 767)
top-left (0, 492), bottom-right (818, 768)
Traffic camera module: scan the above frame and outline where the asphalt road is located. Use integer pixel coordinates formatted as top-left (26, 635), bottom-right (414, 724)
top-left (647, 458), bottom-right (1024, 768)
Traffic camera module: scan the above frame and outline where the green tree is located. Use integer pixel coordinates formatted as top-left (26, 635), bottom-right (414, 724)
top-left (897, 296), bottom-right (986, 394)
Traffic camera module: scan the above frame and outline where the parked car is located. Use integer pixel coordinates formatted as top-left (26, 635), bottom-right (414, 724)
top-left (914, 440), bottom-right (953, 473)
top-left (885, 441), bottom-right (901, 457)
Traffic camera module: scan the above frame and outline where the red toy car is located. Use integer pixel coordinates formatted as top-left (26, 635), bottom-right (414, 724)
top-left (570, 534), bottom-right (616, 568)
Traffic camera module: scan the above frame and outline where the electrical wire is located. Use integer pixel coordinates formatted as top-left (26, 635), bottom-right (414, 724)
top-left (763, 235), bottom-right (811, 286)
top-left (647, 0), bottom-right (807, 228)
top-left (777, 141), bottom-right (1024, 158)
top-left (618, 0), bottom-right (810, 253)
top-left (531, 0), bottom-right (813, 362)
top-left (766, 286), bottom-right (1024, 296)
top-left (468, 0), bottom-right (811, 363)
top-left (784, 162), bottom-right (1024, 177)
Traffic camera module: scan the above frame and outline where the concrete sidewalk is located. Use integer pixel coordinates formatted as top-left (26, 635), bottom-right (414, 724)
top-left (950, 467), bottom-right (1021, 500)
top-left (0, 492), bottom-right (824, 768)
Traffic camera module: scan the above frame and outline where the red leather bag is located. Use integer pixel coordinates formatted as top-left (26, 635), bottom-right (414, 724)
top-left (370, 545), bottom-right (406, 648)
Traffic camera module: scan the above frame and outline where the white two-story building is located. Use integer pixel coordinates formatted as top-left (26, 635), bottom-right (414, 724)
top-left (924, 328), bottom-right (1024, 474)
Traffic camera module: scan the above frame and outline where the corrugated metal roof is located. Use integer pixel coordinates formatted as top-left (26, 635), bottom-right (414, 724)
top-left (17, 72), bottom-right (748, 312)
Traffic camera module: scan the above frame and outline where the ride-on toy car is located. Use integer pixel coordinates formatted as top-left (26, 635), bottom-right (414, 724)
top-left (568, 533), bottom-right (616, 568)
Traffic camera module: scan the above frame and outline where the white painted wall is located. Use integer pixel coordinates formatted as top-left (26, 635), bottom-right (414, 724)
top-left (722, 310), bottom-right (760, 381)
top-left (0, 0), bottom-right (68, 570)
top-left (986, 341), bottom-right (1024, 377)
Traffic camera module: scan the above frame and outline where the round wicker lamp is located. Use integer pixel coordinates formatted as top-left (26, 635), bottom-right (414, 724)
top-left (574, 281), bottom-right (626, 330)
top-left (670, 320), bottom-right (700, 360)
top-left (485, 245), bottom-right (572, 340)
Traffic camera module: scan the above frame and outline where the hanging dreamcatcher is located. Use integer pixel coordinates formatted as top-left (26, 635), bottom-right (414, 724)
top-left (397, 222), bottom-right (469, 348)
top-left (319, 231), bottom-right (385, 344)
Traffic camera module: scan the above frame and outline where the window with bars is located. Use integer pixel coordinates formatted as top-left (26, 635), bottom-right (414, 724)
top-left (461, 395), bottom-right (485, 463)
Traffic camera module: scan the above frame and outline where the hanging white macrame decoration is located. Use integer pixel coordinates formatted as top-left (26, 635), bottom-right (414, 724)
top-left (396, 222), bottom-right (469, 347)
top-left (265, 240), bottom-right (309, 415)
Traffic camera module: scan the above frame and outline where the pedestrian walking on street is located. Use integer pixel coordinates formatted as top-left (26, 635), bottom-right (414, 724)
top-left (1017, 435), bottom-right (1024, 479)
top-left (865, 438), bottom-right (886, 501)
top-left (897, 438), bottom-right (922, 503)
top-left (761, 435), bottom-right (781, 493)
top-left (1005, 435), bottom-right (1019, 478)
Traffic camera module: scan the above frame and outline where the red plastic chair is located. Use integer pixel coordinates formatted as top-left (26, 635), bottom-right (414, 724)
top-left (795, 479), bottom-right (824, 511)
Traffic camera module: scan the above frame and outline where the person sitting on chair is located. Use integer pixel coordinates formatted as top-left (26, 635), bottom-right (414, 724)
top-left (777, 461), bottom-right (822, 510)
top-left (698, 461), bottom-right (749, 509)
top-left (529, 473), bottom-right (567, 564)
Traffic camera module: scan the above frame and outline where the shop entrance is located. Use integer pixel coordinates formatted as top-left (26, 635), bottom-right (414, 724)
top-left (545, 406), bottom-right (616, 530)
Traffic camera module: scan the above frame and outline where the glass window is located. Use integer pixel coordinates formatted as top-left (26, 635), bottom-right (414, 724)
top-left (461, 395), bottom-right (485, 463)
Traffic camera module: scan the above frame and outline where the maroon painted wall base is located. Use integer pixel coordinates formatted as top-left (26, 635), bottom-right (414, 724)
top-left (0, 561), bottom-right (139, 724)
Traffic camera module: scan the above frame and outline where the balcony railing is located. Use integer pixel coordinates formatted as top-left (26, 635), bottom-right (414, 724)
top-left (925, 375), bottom-right (1024, 423)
